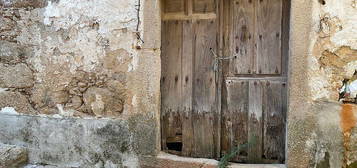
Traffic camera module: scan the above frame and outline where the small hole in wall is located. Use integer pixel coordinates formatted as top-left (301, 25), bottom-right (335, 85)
top-left (318, 0), bottom-right (326, 5)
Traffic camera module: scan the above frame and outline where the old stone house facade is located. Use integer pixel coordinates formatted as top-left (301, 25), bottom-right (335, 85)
top-left (0, 0), bottom-right (356, 167)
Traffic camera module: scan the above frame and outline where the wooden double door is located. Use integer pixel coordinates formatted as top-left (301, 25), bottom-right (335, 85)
top-left (161, 0), bottom-right (289, 163)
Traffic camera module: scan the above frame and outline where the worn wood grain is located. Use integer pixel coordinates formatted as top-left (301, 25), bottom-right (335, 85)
top-left (161, 20), bottom-right (183, 153)
top-left (193, 0), bottom-right (216, 13)
top-left (181, 20), bottom-right (194, 156)
top-left (191, 19), bottom-right (218, 158)
top-left (256, 0), bottom-right (282, 74)
top-left (248, 80), bottom-right (263, 163)
top-left (262, 80), bottom-right (286, 162)
top-left (163, 0), bottom-right (185, 13)
top-left (215, 0), bottom-right (223, 159)
top-left (221, 79), bottom-right (249, 162)
top-left (230, 0), bottom-right (255, 75)
top-left (281, 0), bottom-right (290, 77)
top-left (222, 0), bottom-right (233, 78)
top-left (161, 0), bottom-right (289, 163)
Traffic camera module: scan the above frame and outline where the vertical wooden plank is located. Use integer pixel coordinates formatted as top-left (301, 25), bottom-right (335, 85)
top-left (192, 112), bottom-right (215, 158)
top-left (281, 80), bottom-right (287, 163)
top-left (256, 0), bottom-right (282, 74)
top-left (281, 0), bottom-right (290, 77)
top-left (222, 0), bottom-right (233, 77)
top-left (248, 80), bottom-right (263, 163)
top-left (215, 0), bottom-right (223, 159)
top-left (192, 19), bottom-right (217, 158)
top-left (262, 80), bottom-right (285, 163)
top-left (181, 20), bottom-right (194, 156)
top-left (193, 0), bottom-right (216, 13)
top-left (187, 0), bottom-right (193, 16)
top-left (230, 0), bottom-right (255, 75)
top-left (163, 0), bottom-right (185, 13)
top-left (161, 20), bottom-right (183, 153)
top-left (221, 79), bottom-right (249, 162)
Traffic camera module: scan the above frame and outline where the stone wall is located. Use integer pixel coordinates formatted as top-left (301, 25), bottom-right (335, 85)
top-left (0, 0), bottom-right (160, 118)
top-left (287, 0), bottom-right (357, 167)
top-left (0, 0), bottom-right (160, 167)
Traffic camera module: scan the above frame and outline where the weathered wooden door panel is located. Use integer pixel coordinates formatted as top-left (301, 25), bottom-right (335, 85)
top-left (192, 112), bottom-right (215, 157)
top-left (221, 79), bottom-right (249, 162)
top-left (163, 0), bottom-right (185, 13)
top-left (221, 0), bottom-right (289, 164)
top-left (230, 0), bottom-right (255, 75)
top-left (262, 80), bottom-right (286, 162)
top-left (161, 21), bottom-right (183, 153)
top-left (191, 19), bottom-right (218, 158)
top-left (161, 0), bottom-right (289, 163)
top-left (161, 0), bottom-right (219, 158)
top-left (193, 19), bottom-right (217, 113)
top-left (256, 0), bottom-right (283, 75)
top-left (247, 80), bottom-right (263, 163)
top-left (193, 0), bottom-right (216, 13)
top-left (221, 79), bottom-right (286, 163)
top-left (181, 20), bottom-right (194, 156)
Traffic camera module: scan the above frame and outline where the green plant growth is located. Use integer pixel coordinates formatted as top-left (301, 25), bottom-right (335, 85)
top-left (218, 137), bottom-right (257, 168)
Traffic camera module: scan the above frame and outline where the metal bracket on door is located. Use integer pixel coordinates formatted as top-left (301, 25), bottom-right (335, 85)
top-left (210, 48), bottom-right (237, 72)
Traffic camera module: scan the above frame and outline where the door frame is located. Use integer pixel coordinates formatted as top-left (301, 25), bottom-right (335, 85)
top-left (158, 0), bottom-right (293, 164)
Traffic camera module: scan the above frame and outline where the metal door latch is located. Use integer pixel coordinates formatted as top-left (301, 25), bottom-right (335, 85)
top-left (210, 48), bottom-right (237, 72)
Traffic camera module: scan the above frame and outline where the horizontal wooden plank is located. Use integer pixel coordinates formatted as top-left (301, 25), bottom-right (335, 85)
top-left (226, 76), bottom-right (287, 81)
top-left (162, 13), bottom-right (217, 21)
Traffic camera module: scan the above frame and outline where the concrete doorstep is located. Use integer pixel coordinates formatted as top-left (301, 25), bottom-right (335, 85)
top-left (141, 152), bottom-right (286, 168)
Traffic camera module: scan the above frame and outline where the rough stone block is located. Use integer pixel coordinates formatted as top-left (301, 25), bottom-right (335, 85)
top-left (0, 41), bottom-right (24, 64)
top-left (0, 0), bottom-right (48, 8)
top-left (0, 63), bottom-right (34, 88)
top-left (83, 87), bottom-right (124, 117)
top-left (0, 91), bottom-right (37, 114)
top-left (0, 143), bottom-right (28, 167)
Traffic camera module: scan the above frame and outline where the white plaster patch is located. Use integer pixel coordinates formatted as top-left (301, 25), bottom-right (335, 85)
top-left (308, 56), bottom-right (332, 100)
top-left (310, 75), bottom-right (331, 100)
top-left (43, 0), bottom-right (138, 32)
top-left (0, 88), bottom-right (9, 92)
top-left (131, 95), bottom-right (137, 107)
top-left (38, 0), bottom-right (141, 73)
top-left (56, 104), bottom-right (74, 117)
top-left (0, 107), bottom-right (18, 115)
top-left (320, 0), bottom-right (357, 49)
top-left (344, 60), bottom-right (357, 77)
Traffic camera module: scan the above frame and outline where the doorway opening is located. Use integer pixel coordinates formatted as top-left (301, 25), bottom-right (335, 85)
top-left (160, 0), bottom-right (290, 164)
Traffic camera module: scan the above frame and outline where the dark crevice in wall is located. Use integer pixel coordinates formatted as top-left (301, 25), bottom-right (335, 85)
top-left (318, 0), bottom-right (326, 5)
